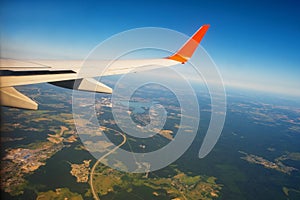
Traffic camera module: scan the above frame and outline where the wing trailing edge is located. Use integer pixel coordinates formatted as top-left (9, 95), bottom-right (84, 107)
top-left (0, 78), bottom-right (112, 110)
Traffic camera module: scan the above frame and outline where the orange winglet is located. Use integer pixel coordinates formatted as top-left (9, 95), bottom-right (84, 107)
top-left (167, 24), bottom-right (210, 63)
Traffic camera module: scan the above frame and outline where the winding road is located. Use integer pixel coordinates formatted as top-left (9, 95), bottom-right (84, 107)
top-left (89, 128), bottom-right (127, 200)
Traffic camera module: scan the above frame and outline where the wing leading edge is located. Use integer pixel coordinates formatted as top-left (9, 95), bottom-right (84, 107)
top-left (0, 25), bottom-right (210, 110)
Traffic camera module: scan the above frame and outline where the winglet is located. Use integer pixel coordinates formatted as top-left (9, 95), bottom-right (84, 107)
top-left (167, 24), bottom-right (210, 63)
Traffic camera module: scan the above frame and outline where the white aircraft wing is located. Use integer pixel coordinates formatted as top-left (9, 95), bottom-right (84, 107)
top-left (0, 25), bottom-right (210, 110)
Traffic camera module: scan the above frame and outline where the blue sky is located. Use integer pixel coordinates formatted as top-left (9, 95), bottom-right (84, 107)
top-left (1, 0), bottom-right (299, 96)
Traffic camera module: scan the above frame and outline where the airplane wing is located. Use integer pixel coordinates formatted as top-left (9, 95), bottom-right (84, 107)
top-left (0, 25), bottom-right (210, 110)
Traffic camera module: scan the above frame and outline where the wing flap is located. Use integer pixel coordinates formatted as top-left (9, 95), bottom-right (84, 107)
top-left (50, 78), bottom-right (113, 94)
top-left (77, 78), bottom-right (112, 94)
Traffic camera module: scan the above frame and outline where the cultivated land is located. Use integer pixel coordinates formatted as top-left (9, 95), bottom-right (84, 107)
top-left (90, 164), bottom-right (222, 200)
